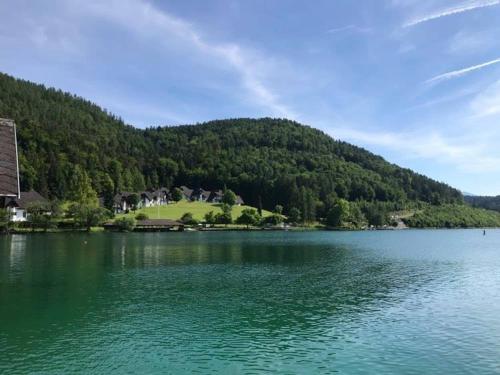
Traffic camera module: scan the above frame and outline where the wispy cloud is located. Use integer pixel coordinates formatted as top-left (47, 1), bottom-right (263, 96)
top-left (404, 0), bottom-right (500, 27)
top-left (425, 58), bottom-right (500, 85)
top-left (470, 79), bottom-right (500, 117)
top-left (327, 25), bottom-right (372, 34)
top-left (333, 126), bottom-right (500, 173)
top-left (81, 0), bottom-right (296, 119)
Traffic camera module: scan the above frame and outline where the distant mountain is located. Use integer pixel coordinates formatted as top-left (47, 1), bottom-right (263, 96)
top-left (465, 195), bottom-right (500, 212)
top-left (462, 192), bottom-right (477, 197)
top-left (0, 72), bottom-right (463, 216)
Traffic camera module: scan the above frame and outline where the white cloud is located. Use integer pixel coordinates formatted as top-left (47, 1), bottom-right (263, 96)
top-left (332, 126), bottom-right (500, 173)
top-left (470, 80), bottom-right (500, 117)
top-left (78, 0), bottom-right (296, 119)
top-left (447, 30), bottom-right (494, 55)
top-left (327, 25), bottom-right (372, 34)
top-left (404, 0), bottom-right (500, 27)
top-left (425, 58), bottom-right (500, 85)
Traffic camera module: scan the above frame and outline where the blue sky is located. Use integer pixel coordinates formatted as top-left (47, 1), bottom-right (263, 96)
top-left (1, 0), bottom-right (500, 194)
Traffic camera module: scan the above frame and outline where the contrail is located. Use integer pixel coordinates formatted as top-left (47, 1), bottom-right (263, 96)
top-left (426, 58), bottom-right (500, 85)
top-left (404, 0), bottom-right (500, 27)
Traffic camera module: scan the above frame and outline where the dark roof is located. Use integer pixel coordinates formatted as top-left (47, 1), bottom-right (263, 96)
top-left (0, 118), bottom-right (20, 197)
top-left (208, 190), bottom-right (223, 201)
top-left (141, 191), bottom-right (154, 200)
top-left (113, 192), bottom-right (136, 204)
top-left (192, 188), bottom-right (210, 199)
top-left (5, 190), bottom-right (47, 209)
top-left (180, 186), bottom-right (193, 197)
top-left (136, 219), bottom-right (183, 227)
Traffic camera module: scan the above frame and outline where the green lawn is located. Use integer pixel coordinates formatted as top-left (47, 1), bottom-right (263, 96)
top-left (117, 200), bottom-right (272, 221)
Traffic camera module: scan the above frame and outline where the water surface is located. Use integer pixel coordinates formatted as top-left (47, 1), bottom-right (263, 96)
top-left (1, 230), bottom-right (500, 374)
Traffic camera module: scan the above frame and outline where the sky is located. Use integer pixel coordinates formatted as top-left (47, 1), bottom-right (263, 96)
top-left (1, 0), bottom-right (500, 195)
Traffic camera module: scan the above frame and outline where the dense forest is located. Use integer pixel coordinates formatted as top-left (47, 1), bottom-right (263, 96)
top-left (403, 204), bottom-right (500, 228)
top-left (465, 195), bottom-right (500, 213)
top-left (0, 72), bottom-right (463, 220)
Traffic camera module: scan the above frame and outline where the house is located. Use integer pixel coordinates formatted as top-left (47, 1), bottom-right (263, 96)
top-left (112, 192), bottom-right (136, 213)
top-left (4, 190), bottom-right (48, 222)
top-left (144, 188), bottom-right (170, 206)
top-left (0, 118), bottom-right (20, 208)
top-left (180, 186), bottom-right (193, 201)
top-left (208, 190), bottom-right (223, 203)
top-left (152, 187), bottom-right (170, 205)
top-left (236, 195), bottom-right (244, 206)
top-left (207, 190), bottom-right (244, 205)
top-left (191, 187), bottom-right (211, 202)
top-left (140, 191), bottom-right (154, 208)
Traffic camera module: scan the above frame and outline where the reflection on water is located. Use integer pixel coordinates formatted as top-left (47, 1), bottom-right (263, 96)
top-left (1, 231), bottom-right (500, 374)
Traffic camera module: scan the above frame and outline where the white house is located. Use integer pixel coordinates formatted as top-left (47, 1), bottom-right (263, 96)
top-left (4, 190), bottom-right (48, 222)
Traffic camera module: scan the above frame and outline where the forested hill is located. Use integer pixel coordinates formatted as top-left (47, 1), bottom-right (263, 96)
top-left (465, 195), bottom-right (500, 212)
top-left (0, 72), bottom-right (462, 215)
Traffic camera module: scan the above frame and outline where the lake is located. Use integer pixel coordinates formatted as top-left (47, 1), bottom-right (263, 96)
top-left (1, 230), bottom-right (500, 374)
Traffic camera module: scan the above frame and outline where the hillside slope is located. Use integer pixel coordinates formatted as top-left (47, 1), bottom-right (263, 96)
top-left (0, 72), bottom-right (462, 215)
top-left (465, 195), bottom-right (500, 212)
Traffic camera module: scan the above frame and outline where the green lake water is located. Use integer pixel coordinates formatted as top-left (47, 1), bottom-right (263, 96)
top-left (1, 230), bottom-right (500, 374)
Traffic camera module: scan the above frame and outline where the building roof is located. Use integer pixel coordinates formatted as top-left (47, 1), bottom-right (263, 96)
top-left (192, 187), bottom-right (210, 199)
top-left (141, 191), bottom-right (154, 200)
top-left (207, 190), bottom-right (223, 201)
top-left (5, 190), bottom-right (47, 209)
top-left (236, 195), bottom-right (245, 205)
top-left (113, 192), bottom-right (136, 205)
top-left (0, 118), bottom-right (20, 197)
top-left (135, 219), bottom-right (184, 227)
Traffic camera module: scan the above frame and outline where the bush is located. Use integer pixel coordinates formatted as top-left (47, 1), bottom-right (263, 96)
top-left (135, 213), bottom-right (149, 220)
top-left (236, 208), bottom-right (261, 228)
top-left (114, 217), bottom-right (136, 232)
top-left (180, 212), bottom-right (198, 225)
top-left (215, 212), bottom-right (232, 225)
top-left (204, 211), bottom-right (216, 224)
top-left (262, 213), bottom-right (285, 226)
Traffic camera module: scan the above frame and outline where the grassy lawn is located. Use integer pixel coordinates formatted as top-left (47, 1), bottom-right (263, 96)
top-left (117, 200), bottom-right (272, 221)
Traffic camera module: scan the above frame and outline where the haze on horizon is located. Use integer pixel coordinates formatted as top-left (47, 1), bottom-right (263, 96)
top-left (1, 0), bottom-right (500, 195)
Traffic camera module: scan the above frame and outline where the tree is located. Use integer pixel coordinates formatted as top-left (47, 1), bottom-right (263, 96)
top-left (68, 166), bottom-right (97, 205)
top-left (288, 207), bottom-right (301, 224)
top-left (204, 211), bottom-right (216, 224)
top-left (0, 208), bottom-right (11, 233)
top-left (264, 213), bottom-right (285, 226)
top-left (135, 213), bottom-right (149, 220)
top-left (236, 208), bottom-right (261, 228)
top-left (347, 203), bottom-right (367, 228)
top-left (363, 203), bottom-right (388, 227)
top-left (274, 205), bottom-right (283, 215)
top-left (114, 217), bottom-right (136, 232)
top-left (131, 168), bottom-right (146, 192)
top-left (101, 174), bottom-right (115, 210)
top-left (326, 199), bottom-right (350, 227)
top-left (69, 204), bottom-right (112, 232)
top-left (26, 201), bottom-right (55, 232)
top-left (126, 193), bottom-right (140, 211)
top-left (215, 204), bottom-right (232, 225)
top-left (180, 212), bottom-right (198, 225)
top-left (222, 189), bottom-right (237, 206)
top-left (171, 187), bottom-right (183, 202)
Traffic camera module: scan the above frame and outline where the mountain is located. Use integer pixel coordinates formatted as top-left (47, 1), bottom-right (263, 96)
top-left (0, 72), bottom-right (463, 216)
top-left (465, 195), bottom-right (500, 212)
top-left (462, 192), bottom-right (476, 197)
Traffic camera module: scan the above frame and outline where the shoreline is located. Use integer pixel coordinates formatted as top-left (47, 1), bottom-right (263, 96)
top-left (2, 226), bottom-right (499, 235)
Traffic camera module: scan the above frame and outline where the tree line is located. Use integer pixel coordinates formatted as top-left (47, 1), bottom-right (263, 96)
top-left (0, 72), bottom-right (464, 224)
